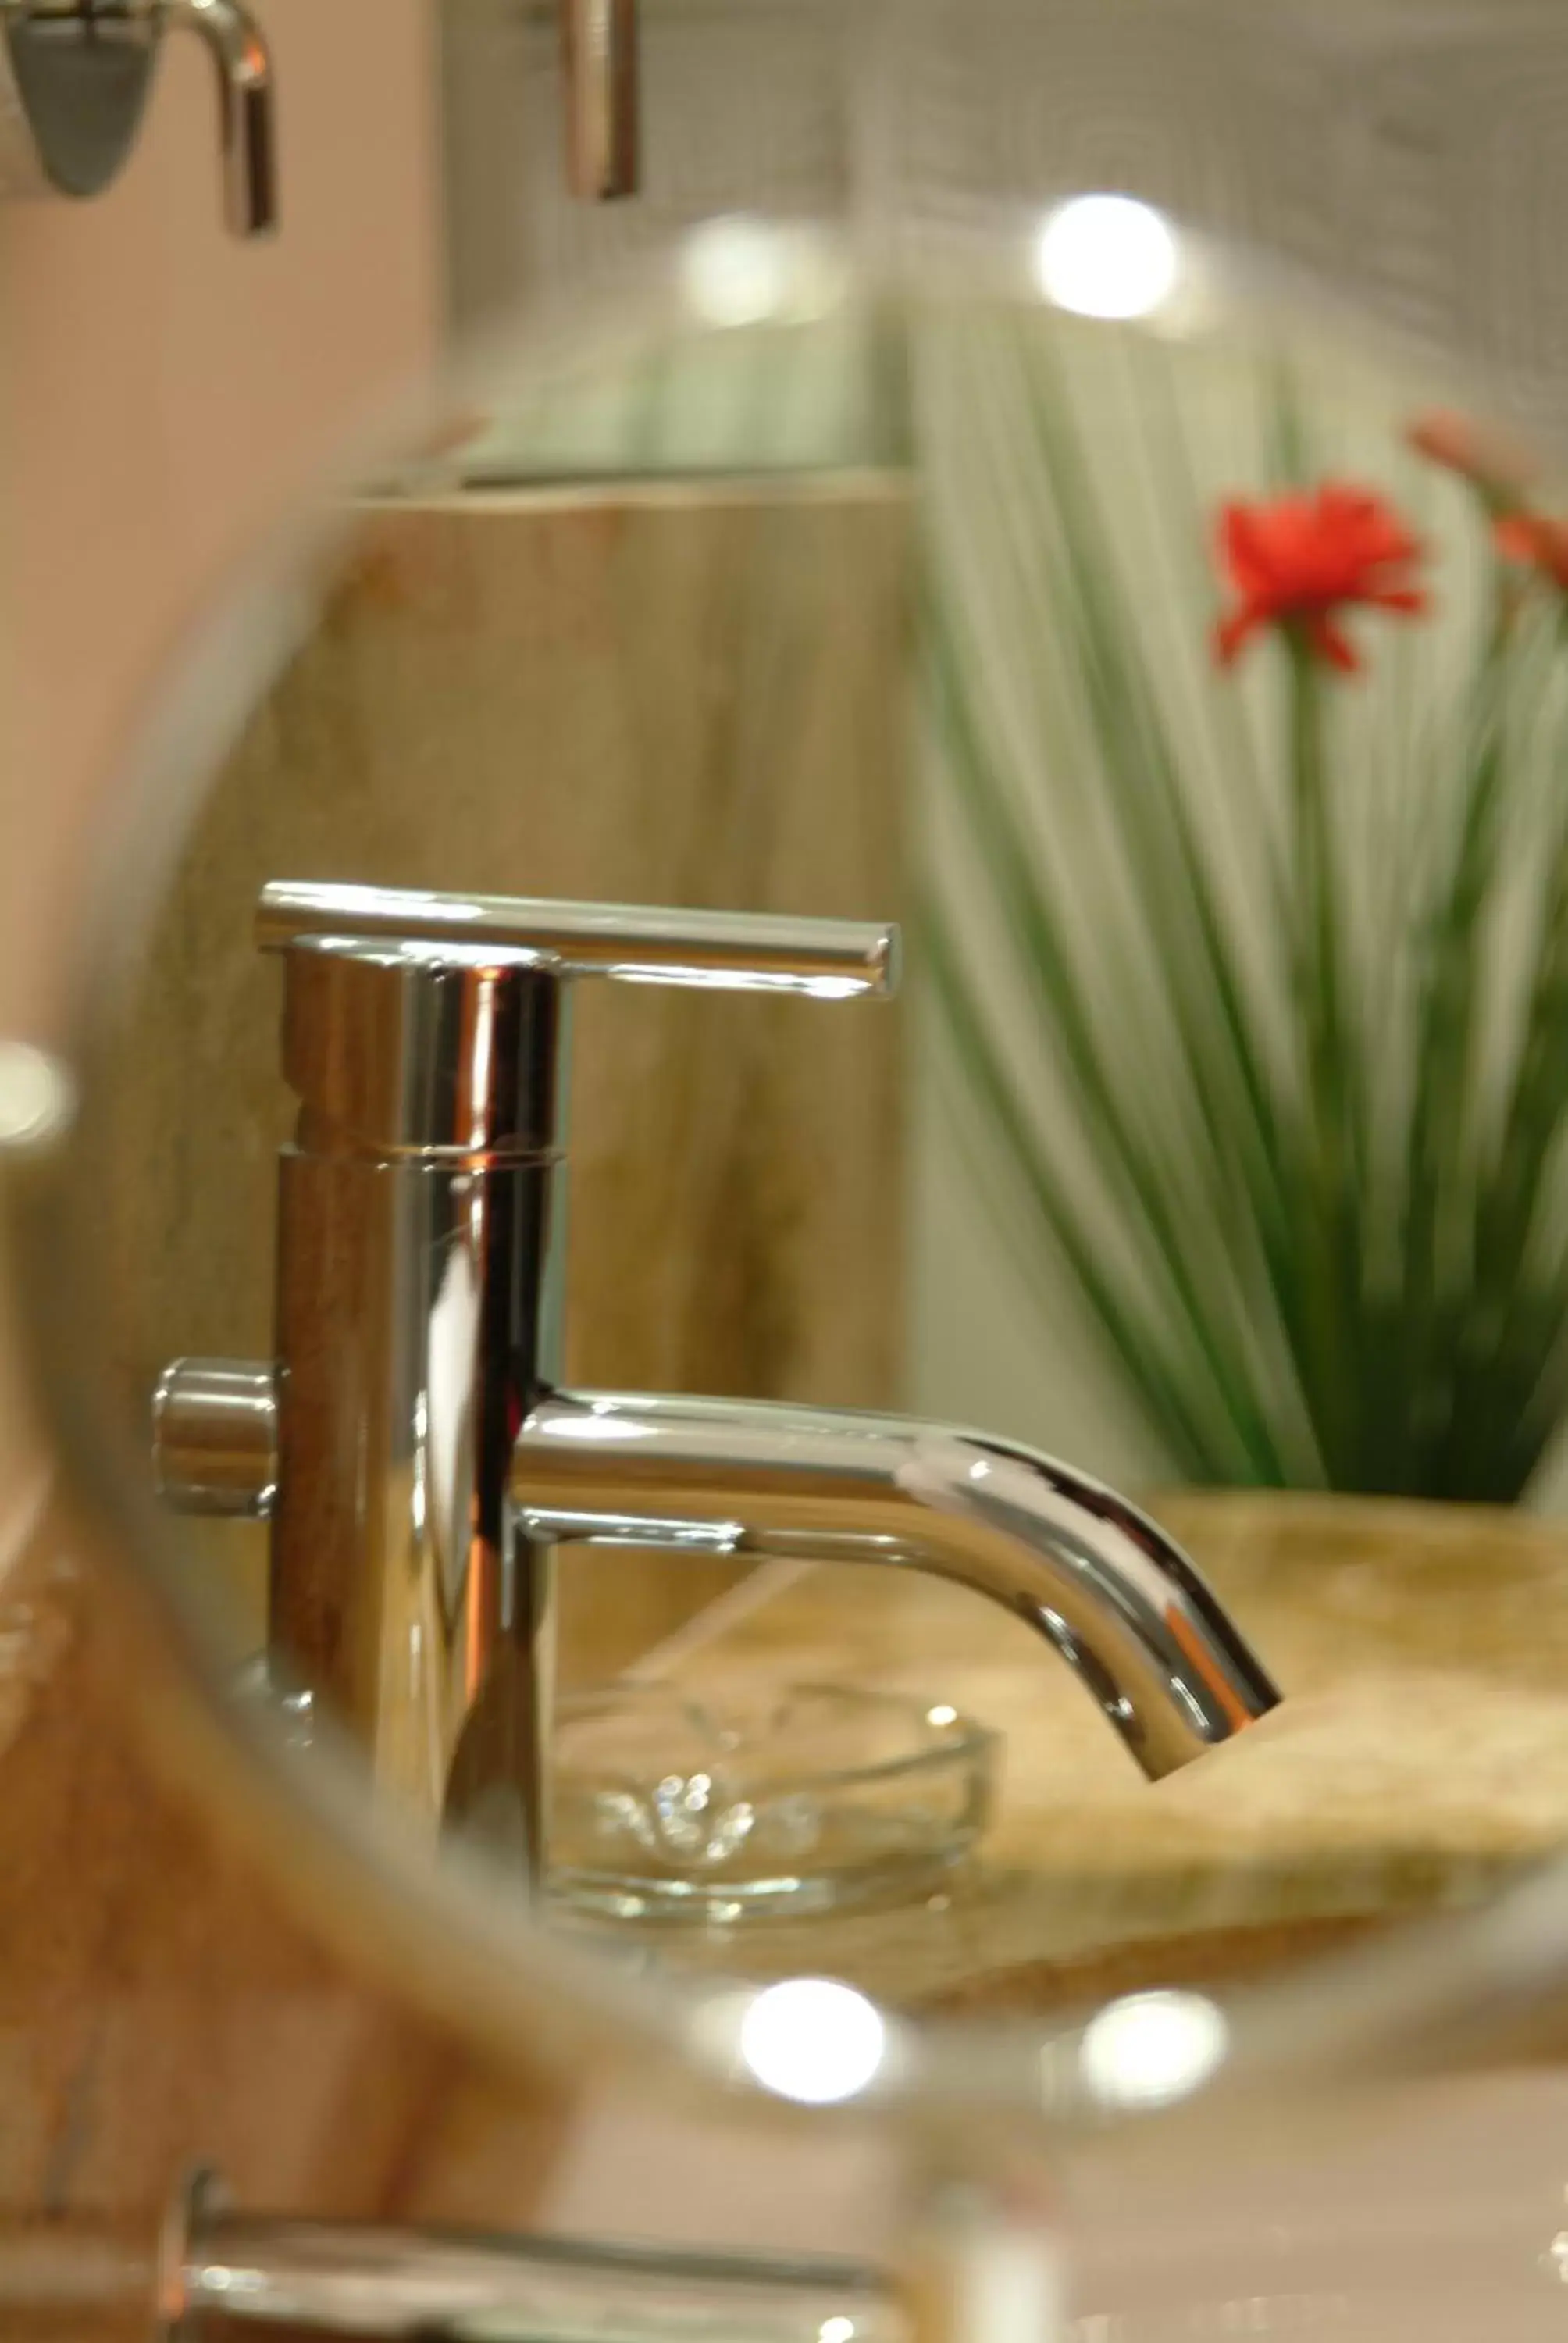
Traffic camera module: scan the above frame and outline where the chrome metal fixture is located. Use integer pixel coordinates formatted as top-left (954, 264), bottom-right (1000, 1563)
top-left (560, 0), bottom-right (638, 199)
top-left (0, 0), bottom-right (276, 235)
top-left (516, 1391), bottom-right (1280, 1782)
top-left (152, 880), bottom-right (1279, 1889)
top-left (158, 2170), bottom-right (894, 2343)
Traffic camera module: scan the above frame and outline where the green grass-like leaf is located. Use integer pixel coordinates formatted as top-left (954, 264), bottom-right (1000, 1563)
top-left (918, 305), bottom-right (1568, 1501)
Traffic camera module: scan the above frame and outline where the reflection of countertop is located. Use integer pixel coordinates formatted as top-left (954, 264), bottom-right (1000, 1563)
top-left (626, 1493), bottom-right (1568, 2006)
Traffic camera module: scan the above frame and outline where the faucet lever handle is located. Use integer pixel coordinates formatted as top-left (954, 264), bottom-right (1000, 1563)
top-left (256, 882), bottom-right (900, 1002)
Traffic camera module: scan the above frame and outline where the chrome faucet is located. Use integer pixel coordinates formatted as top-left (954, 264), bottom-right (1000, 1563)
top-left (152, 881), bottom-right (1279, 1885)
top-left (1, 0), bottom-right (276, 235)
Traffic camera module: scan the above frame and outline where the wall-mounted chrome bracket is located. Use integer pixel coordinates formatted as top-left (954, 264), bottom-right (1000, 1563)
top-left (560, 0), bottom-right (637, 199)
top-left (0, 0), bottom-right (276, 235)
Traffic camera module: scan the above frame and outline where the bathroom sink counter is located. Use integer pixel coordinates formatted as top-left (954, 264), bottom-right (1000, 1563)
top-left (628, 1492), bottom-right (1568, 2008)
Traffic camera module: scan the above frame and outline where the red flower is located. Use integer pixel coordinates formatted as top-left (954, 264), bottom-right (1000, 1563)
top-left (1494, 510), bottom-right (1568, 592)
top-left (1213, 483), bottom-right (1428, 672)
top-left (1406, 409), bottom-right (1538, 507)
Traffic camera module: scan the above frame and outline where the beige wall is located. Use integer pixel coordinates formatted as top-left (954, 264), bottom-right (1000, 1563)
top-left (0, 0), bottom-right (441, 1043)
top-left (0, 0), bottom-right (441, 1508)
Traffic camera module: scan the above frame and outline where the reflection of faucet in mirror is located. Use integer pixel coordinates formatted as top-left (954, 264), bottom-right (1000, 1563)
top-left (151, 879), bottom-right (1280, 1888)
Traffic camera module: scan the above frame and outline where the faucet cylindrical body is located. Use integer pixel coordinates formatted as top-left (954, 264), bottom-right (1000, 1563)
top-left (269, 938), bottom-right (566, 1877)
top-left (230, 886), bottom-right (897, 1891)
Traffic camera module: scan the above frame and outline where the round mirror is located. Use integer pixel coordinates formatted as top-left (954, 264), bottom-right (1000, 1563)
top-left (19, 0), bottom-right (1568, 2170)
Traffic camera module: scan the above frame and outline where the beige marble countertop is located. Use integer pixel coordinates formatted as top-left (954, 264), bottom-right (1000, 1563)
top-left (606, 1492), bottom-right (1568, 2007)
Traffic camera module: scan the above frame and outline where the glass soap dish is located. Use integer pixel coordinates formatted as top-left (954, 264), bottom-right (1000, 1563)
top-left (551, 1681), bottom-right (995, 1924)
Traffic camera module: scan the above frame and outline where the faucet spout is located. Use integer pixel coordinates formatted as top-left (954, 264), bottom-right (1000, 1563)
top-left (514, 1393), bottom-right (1281, 1779)
top-left (163, 0), bottom-right (276, 235)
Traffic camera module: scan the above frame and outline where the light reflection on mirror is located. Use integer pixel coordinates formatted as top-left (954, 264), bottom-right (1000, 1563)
top-left (1078, 1990), bottom-right (1229, 2112)
top-left (738, 1979), bottom-right (889, 2104)
top-left (1032, 194), bottom-right (1180, 321)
